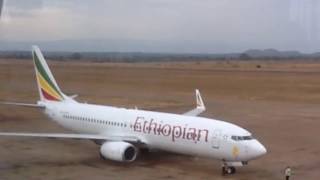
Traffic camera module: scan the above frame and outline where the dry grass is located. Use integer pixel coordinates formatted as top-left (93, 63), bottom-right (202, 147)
top-left (0, 59), bottom-right (320, 179)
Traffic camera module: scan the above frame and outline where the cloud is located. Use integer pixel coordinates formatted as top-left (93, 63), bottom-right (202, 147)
top-left (0, 0), bottom-right (320, 53)
top-left (0, 7), bottom-right (76, 41)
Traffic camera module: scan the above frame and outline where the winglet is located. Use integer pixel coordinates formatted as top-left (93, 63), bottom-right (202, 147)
top-left (183, 89), bottom-right (206, 116)
top-left (196, 89), bottom-right (205, 110)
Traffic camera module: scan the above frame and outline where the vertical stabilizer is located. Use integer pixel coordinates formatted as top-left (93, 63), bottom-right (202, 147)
top-left (32, 46), bottom-right (65, 102)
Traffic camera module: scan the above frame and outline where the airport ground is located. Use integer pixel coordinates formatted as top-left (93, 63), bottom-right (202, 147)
top-left (0, 59), bottom-right (320, 179)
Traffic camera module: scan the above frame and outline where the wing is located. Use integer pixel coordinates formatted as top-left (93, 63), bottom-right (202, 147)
top-left (0, 132), bottom-right (143, 144)
top-left (183, 89), bottom-right (206, 116)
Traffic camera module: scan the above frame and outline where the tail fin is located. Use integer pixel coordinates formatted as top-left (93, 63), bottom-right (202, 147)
top-left (32, 46), bottom-right (66, 102)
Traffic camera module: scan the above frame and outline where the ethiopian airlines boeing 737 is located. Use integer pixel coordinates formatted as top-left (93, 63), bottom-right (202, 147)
top-left (0, 46), bottom-right (266, 175)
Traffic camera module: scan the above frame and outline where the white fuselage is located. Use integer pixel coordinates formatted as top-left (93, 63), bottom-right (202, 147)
top-left (42, 101), bottom-right (266, 162)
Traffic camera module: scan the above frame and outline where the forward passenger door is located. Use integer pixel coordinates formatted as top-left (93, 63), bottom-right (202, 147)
top-left (211, 129), bottom-right (221, 149)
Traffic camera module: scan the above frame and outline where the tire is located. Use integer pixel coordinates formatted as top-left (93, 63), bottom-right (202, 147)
top-left (227, 167), bottom-right (233, 174)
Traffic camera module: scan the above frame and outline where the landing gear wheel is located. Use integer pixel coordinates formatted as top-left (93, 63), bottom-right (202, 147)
top-left (222, 166), bottom-right (236, 175)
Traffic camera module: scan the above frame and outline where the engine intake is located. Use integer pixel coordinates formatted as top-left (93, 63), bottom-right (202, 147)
top-left (100, 141), bottom-right (137, 162)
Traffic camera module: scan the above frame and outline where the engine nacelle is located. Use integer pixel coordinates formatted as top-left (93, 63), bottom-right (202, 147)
top-left (100, 141), bottom-right (137, 162)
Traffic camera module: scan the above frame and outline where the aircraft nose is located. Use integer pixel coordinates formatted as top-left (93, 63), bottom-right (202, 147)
top-left (255, 142), bottom-right (267, 156)
top-left (248, 140), bottom-right (267, 159)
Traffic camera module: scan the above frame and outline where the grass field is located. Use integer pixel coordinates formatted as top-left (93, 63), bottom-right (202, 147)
top-left (0, 59), bottom-right (320, 179)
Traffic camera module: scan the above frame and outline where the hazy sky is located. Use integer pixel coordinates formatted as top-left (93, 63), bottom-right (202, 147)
top-left (0, 0), bottom-right (320, 53)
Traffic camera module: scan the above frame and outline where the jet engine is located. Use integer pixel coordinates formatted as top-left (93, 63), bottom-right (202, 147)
top-left (100, 141), bottom-right (138, 162)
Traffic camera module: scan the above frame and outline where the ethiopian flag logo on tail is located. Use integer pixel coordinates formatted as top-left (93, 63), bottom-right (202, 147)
top-left (32, 46), bottom-right (64, 101)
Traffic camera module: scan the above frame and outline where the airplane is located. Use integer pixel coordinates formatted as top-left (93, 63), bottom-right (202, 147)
top-left (0, 46), bottom-right (267, 175)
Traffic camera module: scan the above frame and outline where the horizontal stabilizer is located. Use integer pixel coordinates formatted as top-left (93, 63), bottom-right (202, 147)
top-left (69, 94), bottom-right (78, 99)
top-left (0, 102), bottom-right (45, 108)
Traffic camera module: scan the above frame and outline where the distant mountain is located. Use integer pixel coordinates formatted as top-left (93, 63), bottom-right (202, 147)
top-left (244, 49), bottom-right (303, 58)
top-left (1, 39), bottom-right (320, 61)
top-left (310, 52), bottom-right (320, 58)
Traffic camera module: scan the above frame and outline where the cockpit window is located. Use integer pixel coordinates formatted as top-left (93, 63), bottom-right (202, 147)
top-left (243, 136), bottom-right (253, 140)
top-left (231, 135), bottom-right (253, 141)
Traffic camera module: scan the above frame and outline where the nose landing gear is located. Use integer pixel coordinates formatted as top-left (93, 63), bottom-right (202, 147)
top-left (221, 161), bottom-right (244, 175)
top-left (222, 166), bottom-right (236, 175)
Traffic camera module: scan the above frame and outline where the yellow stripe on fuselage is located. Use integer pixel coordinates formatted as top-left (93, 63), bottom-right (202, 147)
top-left (37, 71), bottom-right (62, 100)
